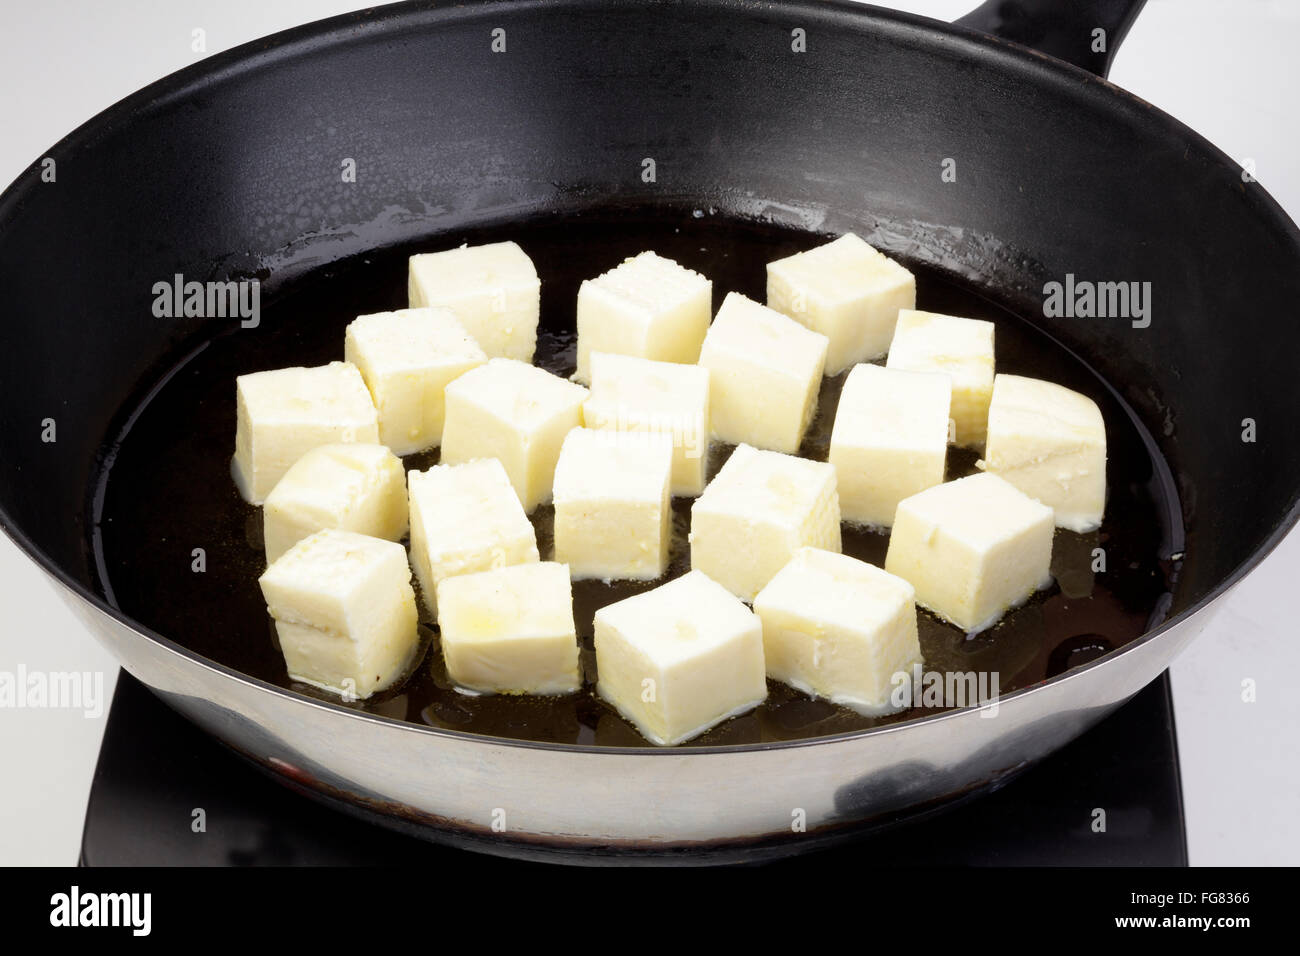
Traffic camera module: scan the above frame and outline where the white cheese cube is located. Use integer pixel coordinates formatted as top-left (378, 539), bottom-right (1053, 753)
top-left (979, 374), bottom-right (1107, 532)
top-left (574, 251), bottom-right (712, 384)
top-left (232, 362), bottom-right (379, 504)
top-left (436, 562), bottom-right (581, 696)
top-left (582, 352), bottom-right (710, 496)
top-left (344, 307), bottom-right (486, 455)
top-left (553, 428), bottom-right (673, 581)
top-left (407, 458), bottom-right (539, 614)
top-left (886, 310), bottom-right (995, 447)
top-left (262, 443), bottom-right (408, 563)
top-left (258, 529), bottom-right (418, 699)
top-left (829, 364), bottom-right (952, 528)
top-left (767, 234), bottom-right (916, 375)
top-left (440, 358), bottom-right (589, 512)
top-left (593, 570), bottom-right (767, 745)
top-left (697, 292), bottom-right (829, 454)
top-left (884, 473), bottom-right (1054, 634)
top-left (690, 443), bottom-right (841, 601)
top-left (754, 547), bottom-right (920, 714)
top-left (407, 241), bottom-right (540, 361)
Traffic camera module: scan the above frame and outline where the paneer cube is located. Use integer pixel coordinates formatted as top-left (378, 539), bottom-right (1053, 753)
top-left (232, 362), bottom-right (379, 504)
top-left (440, 359), bottom-right (589, 512)
top-left (436, 562), bottom-right (581, 696)
top-left (829, 363), bottom-right (952, 528)
top-left (979, 374), bottom-right (1107, 532)
top-left (258, 529), bottom-right (419, 699)
top-left (767, 233), bottom-right (916, 375)
top-left (407, 458), bottom-right (540, 615)
top-left (884, 473), bottom-right (1054, 634)
top-left (886, 310), bottom-right (995, 447)
top-left (553, 428), bottom-right (673, 581)
top-left (574, 251), bottom-right (712, 384)
top-left (407, 241), bottom-right (540, 361)
top-left (582, 352), bottom-right (710, 496)
top-left (697, 292), bottom-right (829, 454)
top-left (593, 570), bottom-right (767, 745)
top-left (690, 443), bottom-right (841, 601)
top-left (262, 443), bottom-right (408, 563)
top-left (754, 548), bottom-right (920, 714)
top-left (344, 307), bottom-right (486, 455)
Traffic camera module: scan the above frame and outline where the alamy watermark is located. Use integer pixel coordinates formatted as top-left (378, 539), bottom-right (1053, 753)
top-left (0, 665), bottom-right (104, 718)
top-left (890, 664), bottom-right (1000, 717)
top-left (50, 886), bottom-right (151, 936)
top-left (1043, 273), bottom-right (1151, 329)
top-left (584, 403), bottom-right (703, 460)
top-left (152, 273), bottom-right (260, 328)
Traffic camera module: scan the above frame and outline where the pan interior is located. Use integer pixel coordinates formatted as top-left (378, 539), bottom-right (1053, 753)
top-left (87, 206), bottom-right (1183, 747)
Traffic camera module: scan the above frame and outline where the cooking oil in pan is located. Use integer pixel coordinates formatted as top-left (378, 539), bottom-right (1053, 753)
top-left (90, 211), bottom-right (1183, 747)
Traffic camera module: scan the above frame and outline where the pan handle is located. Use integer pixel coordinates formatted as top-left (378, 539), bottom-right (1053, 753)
top-left (955, 0), bottom-right (1147, 78)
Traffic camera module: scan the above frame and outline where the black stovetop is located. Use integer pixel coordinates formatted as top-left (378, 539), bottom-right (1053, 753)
top-left (81, 672), bottom-right (1187, 866)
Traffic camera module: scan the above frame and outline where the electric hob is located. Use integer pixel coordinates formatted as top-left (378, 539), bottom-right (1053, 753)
top-left (80, 671), bottom-right (1187, 866)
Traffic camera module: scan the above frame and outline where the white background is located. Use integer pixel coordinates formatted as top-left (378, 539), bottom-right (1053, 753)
top-left (0, 0), bottom-right (1296, 865)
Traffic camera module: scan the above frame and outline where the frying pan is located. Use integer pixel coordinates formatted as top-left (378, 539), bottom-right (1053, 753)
top-left (2, 0), bottom-right (1298, 863)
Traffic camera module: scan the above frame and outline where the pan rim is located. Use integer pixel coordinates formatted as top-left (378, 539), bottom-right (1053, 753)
top-left (2, 0), bottom-right (1298, 756)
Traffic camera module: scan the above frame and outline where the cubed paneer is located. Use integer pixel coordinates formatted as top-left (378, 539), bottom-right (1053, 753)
top-left (258, 529), bottom-right (418, 699)
top-left (582, 352), bottom-right (710, 496)
top-left (593, 570), bottom-right (767, 745)
top-left (441, 359), bottom-right (589, 512)
top-left (407, 241), bottom-right (540, 361)
top-left (262, 443), bottom-right (408, 563)
top-left (344, 307), bottom-right (486, 455)
top-left (690, 443), bottom-right (841, 601)
top-left (754, 548), bottom-right (920, 714)
top-left (886, 310), bottom-right (995, 447)
top-left (754, 548), bottom-right (925, 712)
top-left (407, 458), bottom-right (540, 615)
top-left (436, 562), bottom-right (581, 696)
top-left (884, 473), bottom-right (1054, 634)
top-left (767, 234), bottom-right (916, 375)
top-left (697, 292), bottom-right (828, 454)
top-left (979, 374), bottom-right (1107, 532)
top-left (829, 364), bottom-right (952, 528)
top-left (574, 252), bottom-right (712, 384)
top-left (232, 362), bottom-right (378, 504)
top-left (553, 428), bottom-right (673, 581)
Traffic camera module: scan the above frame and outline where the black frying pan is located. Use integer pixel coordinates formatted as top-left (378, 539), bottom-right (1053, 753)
top-left (1, 0), bottom-right (1296, 858)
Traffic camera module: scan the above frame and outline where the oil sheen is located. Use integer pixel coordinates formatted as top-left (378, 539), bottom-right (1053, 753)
top-left (92, 211), bottom-right (1183, 748)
